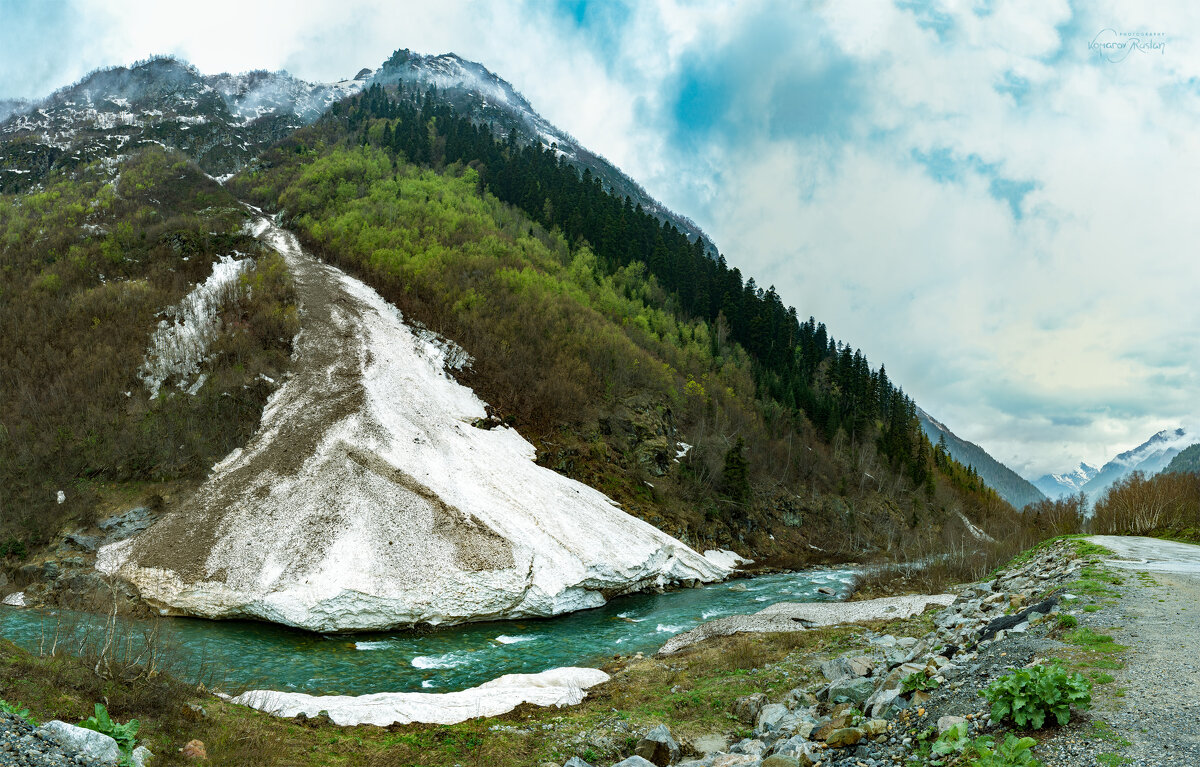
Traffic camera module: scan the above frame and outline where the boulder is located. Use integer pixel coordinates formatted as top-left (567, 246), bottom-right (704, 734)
top-left (36, 721), bottom-right (120, 765)
top-left (634, 724), bottom-right (680, 766)
top-left (612, 758), bottom-right (656, 767)
top-left (762, 756), bottom-right (802, 767)
top-left (711, 756), bottom-right (760, 767)
top-left (131, 746), bottom-right (155, 767)
top-left (563, 758), bottom-right (594, 767)
top-left (826, 677), bottom-right (876, 705)
top-left (772, 735), bottom-right (818, 765)
top-left (731, 693), bottom-right (768, 725)
top-left (689, 734), bottom-right (729, 755)
top-left (825, 727), bottom-right (865, 748)
top-left (730, 738), bottom-right (766, 755)
top-left (181, 740), bottom-right (207, 760)
top-left (755, 703), bottom-right (789, 732)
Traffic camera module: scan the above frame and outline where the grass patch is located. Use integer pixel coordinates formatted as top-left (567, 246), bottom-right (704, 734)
top-left (1065, 628), bottom-right (1127, 654)
top-left (0, 619), bottom-right (890, 767)
top-left (1083, 605), bottom-right (1102, 613)
top-left (1098, 753), bottom-right (1133, 766)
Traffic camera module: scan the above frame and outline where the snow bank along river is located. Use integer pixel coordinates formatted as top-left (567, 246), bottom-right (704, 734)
top-left (0, 568), bottom-right (855, 696)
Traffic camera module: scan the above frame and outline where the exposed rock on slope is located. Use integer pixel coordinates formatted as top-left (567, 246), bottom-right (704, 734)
top-left (97, 216), bottom-right (726, 632)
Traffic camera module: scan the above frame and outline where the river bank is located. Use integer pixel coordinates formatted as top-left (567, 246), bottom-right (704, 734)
top-left (3, 534), bottom-right (1166, 766)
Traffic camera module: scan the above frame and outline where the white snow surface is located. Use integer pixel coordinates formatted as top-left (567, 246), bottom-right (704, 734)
top-left (2, 592), bottom-right (26, 607)
top-left (98, 216), bottom-right (727, 632)
top-left (138, 255), bottom-right (249, 398)
top-left (232, 667), bottom-right (609, 726)
top-left (702, 549), bottom-right (754, 569)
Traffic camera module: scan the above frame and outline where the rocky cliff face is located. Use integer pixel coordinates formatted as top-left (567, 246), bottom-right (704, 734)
top-left (96, 216), bottom-right (727, 632)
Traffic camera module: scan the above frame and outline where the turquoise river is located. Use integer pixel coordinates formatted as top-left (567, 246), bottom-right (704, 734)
top-left (0, 568), bottom-right (855, 695)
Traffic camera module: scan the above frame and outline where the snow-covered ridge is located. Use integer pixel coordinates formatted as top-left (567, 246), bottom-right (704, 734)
top-left (138, 255), bottom-right (250, 399)
top-left (98, 215), bottom-right (727, 632)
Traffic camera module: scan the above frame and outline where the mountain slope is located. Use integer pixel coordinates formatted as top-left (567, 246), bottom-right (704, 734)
top-left (97, 216), bottom-right (726, 631)
top-left (1164, 443), bottom-right (1200, 475)
top-left (368, 49), bottom-right (716, 254)
top-left (1032, 463), bottom-right (1098, 500)
top-left (1082, 428), bottom-right (1188, 501)
top-left (916, 408), bottom-right (1046, 509)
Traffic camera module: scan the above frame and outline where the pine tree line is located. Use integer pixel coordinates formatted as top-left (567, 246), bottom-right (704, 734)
top-left (323, 84), bottom-right (972, 492)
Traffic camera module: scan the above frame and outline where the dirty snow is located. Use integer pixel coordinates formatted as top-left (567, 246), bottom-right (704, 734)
top-left (232, 667), bottom-right (609, 726)
top-left (99, 216), bottom-right (727, 632)
top-left (138, 255), bottom-right (249, 398)
top-left (703, 549), bottom-right (753, 569)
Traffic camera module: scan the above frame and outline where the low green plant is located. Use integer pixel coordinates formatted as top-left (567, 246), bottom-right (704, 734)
top-left (78, 704), bottom-right (139, 763)
top-left (928, 722), bottom-right (1041, 766)
top-left (0, 698), bottom-right (36, 725)
top-left (981, 662), bottom-right (1091, 729)
top-left (902, 670), bottom-right (941, 693)
top-left (1057, 614), bottom-right (1078, 629)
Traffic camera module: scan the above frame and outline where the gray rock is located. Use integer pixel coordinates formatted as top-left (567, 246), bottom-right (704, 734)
top-left (131, 745), bottom-right (155, 766)
top-left (937, 715), bottom-right (966, 734)
top-left (36, 720), bottom-right (120, 765)
top-left (612, 758), bottom-right (657, 767)
top-left (689, 734), bottom-right (729, 756)
top-left (761, 755), bottom-right (801, 767)
top-left (731, 692), bottom-right (769, 724)
top-left (97, 506), bottom-right (154, 540)
top-left (730, 738), bottom-right (766, 755)
top-left (635, 724), bottom-right (680, 766)
top-left (755, 703), bottom-right (788, 733)
top-left (64, 533), bottom-right (100, 552)
top-left (826, 676), bottom-right (876, 705)
top-left (563, 758), bottom-right (594, 767)
top-left (772, 736), bottom-right (817, 766)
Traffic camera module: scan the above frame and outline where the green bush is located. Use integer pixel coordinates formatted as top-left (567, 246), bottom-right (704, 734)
top-left (0, 698), bottom-right (36, 725)
top-left (1057, 614), bottom-right (1078, 629)
top-left (981, 662), bottom-right (1091, 729)
top-left (902, 670), bottom-right (941, 693)
top-left (78, 704), bottom-right (139, 763)
top-left (929, 722), bottom-right (1041, 766)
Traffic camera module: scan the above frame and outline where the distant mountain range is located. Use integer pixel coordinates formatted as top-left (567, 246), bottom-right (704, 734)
top-left (1033, 428), bottom-right (1192, 504)
top-left (916, 408), bottom-right (1047, 509)
top-left (1032, 463), bottom-right (1099, 500)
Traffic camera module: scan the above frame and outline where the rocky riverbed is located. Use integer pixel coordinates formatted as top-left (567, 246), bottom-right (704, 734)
top-left (540, 538), bottom-right (1133, 767)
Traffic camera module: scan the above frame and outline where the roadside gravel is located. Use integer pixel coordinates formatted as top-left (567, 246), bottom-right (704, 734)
top-left (1082, 565), bottom-right (1200, 766)
top-left (0, 712), bottom-right (105, 767)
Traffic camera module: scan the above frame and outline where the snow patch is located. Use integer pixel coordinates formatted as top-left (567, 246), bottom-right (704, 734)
top-left (2, 592), bottom-right (26, 607)
top-left (703, 549), bottom-right (753, 569)
top-left (233, 666), bottom-right (609, 726)
top-left (138, 255), bottom-right (250, 399)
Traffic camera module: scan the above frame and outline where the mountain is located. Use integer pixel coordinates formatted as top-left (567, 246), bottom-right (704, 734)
top-left (1032, 463), bottom-right (1099, 500)
top-left (1081, 428), bottom-right (1189, 501)
top-left (0, 56), bottom-right (367, 190)
top-left (367, 49), bottom-right (716, 254)
top-left (916, 408), bottom-right (1046, 509)
top-left (1163, 442), bottom-right (1200, 475)
top-left (1, 49), bottom-right (1033, 627)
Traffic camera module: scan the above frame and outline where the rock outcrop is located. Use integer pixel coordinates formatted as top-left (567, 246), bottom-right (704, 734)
top-left (96, 217), bottom-right (727, 632)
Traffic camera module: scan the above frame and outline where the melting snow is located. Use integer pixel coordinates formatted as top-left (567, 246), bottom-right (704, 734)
top-left (138, 255), bottom-right (249, 399)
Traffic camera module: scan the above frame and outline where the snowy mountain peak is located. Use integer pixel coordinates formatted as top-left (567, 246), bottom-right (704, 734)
top-left (370, 48), bottom-right (717, 255)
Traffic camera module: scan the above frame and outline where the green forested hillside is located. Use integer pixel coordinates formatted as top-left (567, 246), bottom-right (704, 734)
top-left (1165, 444), bottom-right (1200, 475)
top-left (227, 83), bottom-right (1041, 561)
top-left (0, 148), bottom-right (297, 552)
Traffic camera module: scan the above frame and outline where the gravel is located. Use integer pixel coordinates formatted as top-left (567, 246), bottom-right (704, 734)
top-left (0, 713), bottom-right (110, 767)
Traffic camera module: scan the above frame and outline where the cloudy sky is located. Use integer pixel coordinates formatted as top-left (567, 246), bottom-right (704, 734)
top-left (2, 0), bottom-right (1197, 478)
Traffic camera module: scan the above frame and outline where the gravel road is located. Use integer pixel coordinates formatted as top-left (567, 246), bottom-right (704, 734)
top-left (1078, 536), bottom-right (1200, 766)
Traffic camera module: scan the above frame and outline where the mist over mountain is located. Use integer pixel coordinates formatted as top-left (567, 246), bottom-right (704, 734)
top-left (1079, 428), bottom-right (1189, 501)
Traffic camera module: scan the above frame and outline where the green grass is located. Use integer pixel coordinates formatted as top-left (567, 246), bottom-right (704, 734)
top-left (1098, 753), bottom-right (1133, 766)
top-left (1065, 628), bottom-right (1127, 654)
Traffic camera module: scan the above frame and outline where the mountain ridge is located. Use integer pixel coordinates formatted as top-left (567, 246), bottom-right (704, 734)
top-left (916, 407), bottom-right (1046, 509)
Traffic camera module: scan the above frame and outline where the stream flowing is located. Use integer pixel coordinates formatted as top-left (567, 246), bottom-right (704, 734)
top-left (0, 568), bottom-right (855, 695)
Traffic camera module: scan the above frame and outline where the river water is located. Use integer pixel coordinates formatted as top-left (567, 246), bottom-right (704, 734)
top-left (0, 568), bottom-right (855, 695)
